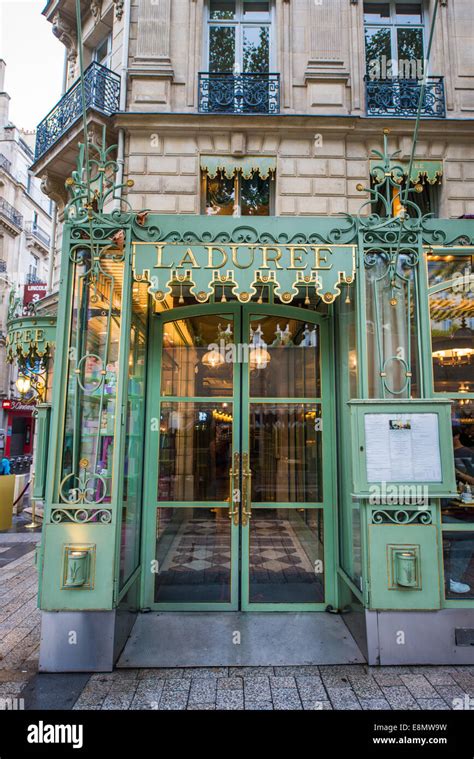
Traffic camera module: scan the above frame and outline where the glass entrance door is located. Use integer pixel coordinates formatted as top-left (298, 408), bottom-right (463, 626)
top-left (142, 304), bottom-right (334, 611)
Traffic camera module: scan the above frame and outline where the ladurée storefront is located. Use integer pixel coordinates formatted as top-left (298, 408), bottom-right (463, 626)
top-left (17, 157), bottom-right (474, 671)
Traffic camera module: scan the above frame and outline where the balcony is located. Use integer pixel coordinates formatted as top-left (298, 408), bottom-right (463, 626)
top-left (34, 62), bottom-right (121, 161)
top-left (0, 198), bottom-right (23, 232)
top-left (0, 153), bottom-right (12, 174)
top-left (25, 222), bottom-right (51, 249)
top-left (366, 77), bottom-right (446, 118)
top-left (198, 73), bottom-right (280, 115)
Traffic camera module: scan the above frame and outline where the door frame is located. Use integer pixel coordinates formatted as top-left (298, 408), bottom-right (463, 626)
top-left (140, 302), bottom-right (337, 612)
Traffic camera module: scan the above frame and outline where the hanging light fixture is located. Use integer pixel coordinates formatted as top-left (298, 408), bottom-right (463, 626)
top-left (432, 319), bottom-right (474, 366)
top-left (249, 325), bottom-right (270, 370)
top-left (15, 374), bottom-right (31, 397)
top-left (201, 346), bottom-right (225, 368)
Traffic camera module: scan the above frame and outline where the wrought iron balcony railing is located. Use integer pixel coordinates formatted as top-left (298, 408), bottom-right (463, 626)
top-left (25, 222), bottom-right (51, 248)
top-left (366, 76), bottom-right (446, 118)
top-left (0, 198), bottom-right (23, 230)
top-left (35, 62), bottom-right (121, 161)
top-left (0, 153), bottom-right (12, 174)
top-left (198, 72), bottom-right (280, 115)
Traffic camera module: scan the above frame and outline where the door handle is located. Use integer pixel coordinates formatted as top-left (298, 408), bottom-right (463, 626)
top-left (228, 451), bottom-right (240, 526)
top-left (242, 452), bottom-right (252, 527)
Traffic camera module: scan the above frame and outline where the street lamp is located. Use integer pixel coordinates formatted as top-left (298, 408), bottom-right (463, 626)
top-left (15, 374), bottom-right (31, 397)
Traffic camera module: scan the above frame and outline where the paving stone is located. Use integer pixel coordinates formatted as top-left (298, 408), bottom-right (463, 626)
top-left (229, 666), bottom-right (274, 677)
top-left (295, 675), bottom-right (327, 701)
top-left (158, 692), bottom-right (188, 710)
top-left (162, 679), bottom-right (191, 695)
top-left (349, 676), bottom-right (384, 698)
top-left (188, 679), bottom-right (217, 704)
top-left (272, 688), bottom-right (303, 710)
top-left (381, 686), bottom-right (420, 710)
top-left (187, 703), bottom-right (216, 710)
top-left (302, 699), bottom-right (333, 710)
top-left (399, 675), bottom-right (438, 699)
top-left (434, 684), bottom-right (469, 703)
top-left (217, 677), bottom-right (243, 690)
top-left (326, 687), bottom-right (361, 710)
top-left (416, 699), bottom-right (451, 710)
top-left (245, 700), bottom-right (273, 710)
top-left (101, 693), bottom-right (134, 710)
top-left (216, 690), bottom-right (244, 710)
top-left (422, 672), bottom-right (458, 687)
top-left (371, 672), bottom-right (404, 687)
top-left (359, 698), bottom-right (392, 710)
top-left (141, 668), bottom-right (184, 680)
top-left (244, 676), bottom-right (271, 701)
top-left (129, 695), bottom-right (161, 710)
top-left (270, 675), bottom-right (297, 689)
top-left (273, 665), bottom-right (320, 676)
top-left (184, 667), bottom-right (228, 679)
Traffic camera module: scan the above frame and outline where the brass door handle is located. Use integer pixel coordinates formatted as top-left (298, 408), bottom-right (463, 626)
top-left (228, 451), bottom-right (240, 526)
top-left (242, 452), bottom-right (252, 527)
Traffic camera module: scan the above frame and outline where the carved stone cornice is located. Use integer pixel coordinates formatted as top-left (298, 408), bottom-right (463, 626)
top-left (40, 172), bottom-right (68, 211)
top-left (52, 11), bottom-right (77, 65)
top-left (113, 0), bottom-right (124, 20)
top-left (90, 0), bottom-right (102, 19)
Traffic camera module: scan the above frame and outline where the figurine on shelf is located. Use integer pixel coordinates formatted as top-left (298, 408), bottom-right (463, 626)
top-left (272, 323), bottom-right (292, 347)
top-left (301, 324), bottom-right (317, 347)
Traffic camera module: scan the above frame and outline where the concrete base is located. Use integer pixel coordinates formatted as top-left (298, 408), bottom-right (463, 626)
top-left (117, 612), bottom-right (365, 668)
top-left (39, 609), bottom-right (137, 672)
top-left (365, 609), bottom-right (474, 665)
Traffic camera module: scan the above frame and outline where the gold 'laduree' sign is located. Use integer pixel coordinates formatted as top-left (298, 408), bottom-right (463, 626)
top-left (132, 242), bottom-right (356, 304)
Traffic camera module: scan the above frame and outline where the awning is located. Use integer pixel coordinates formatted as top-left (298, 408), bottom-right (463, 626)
top-left (370, 159), bottom-right (443, 185)
top-left (200, 155), bottom-right (277, 180)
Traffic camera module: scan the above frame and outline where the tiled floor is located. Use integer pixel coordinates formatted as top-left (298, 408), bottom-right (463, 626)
top-left (2, 540), bottom-right (474, 711)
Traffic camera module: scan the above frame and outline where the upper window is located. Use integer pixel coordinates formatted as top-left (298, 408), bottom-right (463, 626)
top-left (202, 168), bottom-right (274, 216)
top-left (93, 34), bottom-right (112, 69)
top-left (207, 0), bottom-right (272, 73)
top-left (364, 1), bottom-right (425, 79)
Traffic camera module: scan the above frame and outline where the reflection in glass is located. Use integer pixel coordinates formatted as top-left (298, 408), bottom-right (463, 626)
top-left (241, 174), bottom-right (271, 216)
top-left (443, 532), bottom-right (474, 599)
top-left (249, 316), bottom-right (320, 398)
top-left (248, 509), bottom-right (324, 603)
top-left (250, 404), bottom-right (323, 503)
top-left (209, 26), bottom-right (235, 71)
top-left (205, 171), bottom-right (236, 216)
top-left (364, 27), bottom-right (391, 75)
top-left (397, 28), bottom-right (424, 76)
top-left (155, 508), bottom-right (232, 603)
top-left (161, 315), bottom-right (234, 397)
top-left (210, 0), bottom-right (235, 20)
top-left (158, 403), bottom-right (232, 501)
top-left (243, 26), bottom-right (269, 73)
top-left (363, 3), bottom-right (390, 23)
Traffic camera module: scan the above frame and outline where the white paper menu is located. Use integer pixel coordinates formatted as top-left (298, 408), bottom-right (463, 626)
top-left (364, 413), bottom-right (442, 483)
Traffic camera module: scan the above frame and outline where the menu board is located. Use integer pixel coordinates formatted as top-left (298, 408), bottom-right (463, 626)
top-left (364, 413), bottom-right (442, 483)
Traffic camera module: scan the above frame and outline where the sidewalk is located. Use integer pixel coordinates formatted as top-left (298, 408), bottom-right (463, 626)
top-left (2, 539), bottom-right (474, 711)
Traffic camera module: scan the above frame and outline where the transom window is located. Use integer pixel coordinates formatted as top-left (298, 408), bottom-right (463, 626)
top-left (207, 0), bottom-right (272, 73)
top-left (202, 168), bottom-right (274, 216)
top-left (364, 1), bottom-right (425, 79)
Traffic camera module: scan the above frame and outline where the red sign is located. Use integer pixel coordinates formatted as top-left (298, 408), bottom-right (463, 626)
top-left (2, 400), bottom-right (12, 409)
top-left (23, 283), bottom-right (47, 307)
top-left (2, 400), bottom-right (33, 412)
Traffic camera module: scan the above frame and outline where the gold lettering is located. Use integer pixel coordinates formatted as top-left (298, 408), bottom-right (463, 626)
top-left (288, 246), bottom-right (307, 270)
top-left (312, 246), bottom-right (333, 270)
top-left (177, 248), bottom-right (200, 268)
top-left (231, 245), bottom-right (254, 269)
top-left (206, 246), bottom-right (228, 269)
top-left (35, 329), bottom-right (45, 342)
top-left (260, 246), bottom-right (283, 269)
top-left (24, 330), bottom-right (33, 343)
top-left (154, 244), bottom-right (171, 268)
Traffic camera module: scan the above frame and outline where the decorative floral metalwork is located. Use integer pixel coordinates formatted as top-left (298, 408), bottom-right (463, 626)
top-left (199, 72), bottom-right (280, 115)
top-left (59, 458), bottom-right (107, 505)
top-left (366, 77), bottom-right (446, 119)
top-left (372, 509), bottom-right (433, 525)
top-left (51, 507), bottom-right (112, 524)
top-left (35, 62), bottom-right (120, 161)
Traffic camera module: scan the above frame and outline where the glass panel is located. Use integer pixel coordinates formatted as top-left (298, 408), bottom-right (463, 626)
top-left (161, 314), bottom-right (234, 397)
top-left (243, 2), bottom-right (270, 19)
top-left (430, 285), bottom-right (474, 395)
top-left (210, 0), bottom-right (235, 20)
top-left (364, 27), bottom-right (392, 77)
top-left (120, 283), bottom-right (148, 587)
top-left (249, 403), bottom-right (323, 503)
top-left (243, 26), bottom-right (270, 73)
top-left (248, 508), bottom-right (324, 603)
top-left (241, 174), bottom-right (271, 216)
top-left (396, 3), bottom-right (422, 24)
top-left (397, 28), bottom-right (424, 78)
top-left (155, 507), bottom-right (232, 602)
top-left (365, 252), bottom-right (419, 398)
top-left (205, 171), bottom-right (236, 216)
top-left (427, 254), bottom-right (473, 288)
top-left (249, 316), bottom-right (320, 398)
top-left (363, 3), bottom-right (391, 23)
top-left (209, 26), bottom-right (235, 72)
top-left (61, 251), bottom-right (123, 504)
top-left (443, 532), bottom-right (474, 599)
top-left (158, 402), bottom-right (233, 501)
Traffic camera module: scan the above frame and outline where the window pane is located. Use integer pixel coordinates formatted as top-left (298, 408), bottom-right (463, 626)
top-left (427, 254), bottom-right (473, 289)
top-left (158, 403), bottom-right (233, 501)
top-left (161, 314), bottom-right (234, 397)
top-left (443, 532), bottom-right (474, 599)
top-left (209, 27), bottom-right (235, 72)
top-left (365, 27), bottom-right (392, 76)
top-left (363, 2), bottom-right (391, 22)
top-left (205, 171), bottom-right (236, 216)
top-left (243, 26), bottom-right (269, 73)
top-left (249, 404), bottom-right (323, 503)
top-left (154, 507), bottom-right (232, 602)
top-left (396, 3), bottom-right (422, 24)
top-left (397, 28), bottom-right (424, 77)
top-left (248, 315), bottom-right (320, 397)
top-left (430, 279), bottom-right (474, 395)
top-left (241, 173), bottom-right (271, 216)
top-left (244, 2), bottom-right (270, 19)
top-left (210, 0), bottom-right (235, 20)
top-left (248, 508), bottom-right (324, 603)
